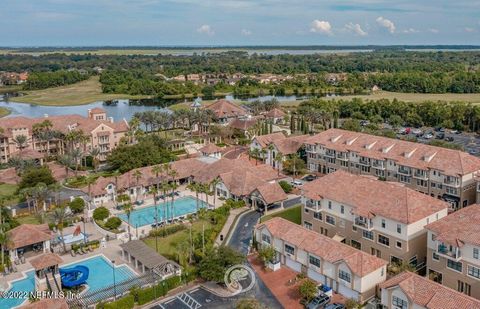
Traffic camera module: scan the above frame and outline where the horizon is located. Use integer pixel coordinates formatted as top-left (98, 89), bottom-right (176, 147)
top-left (2, 0), bottom-right (480, 46)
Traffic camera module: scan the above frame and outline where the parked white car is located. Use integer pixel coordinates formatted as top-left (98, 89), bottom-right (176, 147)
top-left (423, 133), bottom-right (434, 139)
top-left (292, 179), bottom-right (303, 186)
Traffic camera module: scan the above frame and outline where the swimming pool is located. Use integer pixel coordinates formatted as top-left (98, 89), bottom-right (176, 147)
top-left (0, 255), bottom-right (136, 309)
top-left (117, 196), bottom-right (206, 227)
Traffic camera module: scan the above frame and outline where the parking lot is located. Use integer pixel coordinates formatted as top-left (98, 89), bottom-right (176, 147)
top-left (150, 287), bottom-right (244, 309)
top-left (395, 127), bottom-right (480, 156)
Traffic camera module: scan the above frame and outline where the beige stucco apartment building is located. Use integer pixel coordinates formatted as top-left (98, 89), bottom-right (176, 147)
top-left (0, 108), bottom-right (129, 163)
top-left (425, 205), bottom-right (480, 300)
top-left (301, 170), bottom-right (449, 268)
top-left (255, 217), bottom-right (387, 302)
top-left (305, 129), bottom-right (480, 210)
top-left (379, 271), bottom-right (480, 309)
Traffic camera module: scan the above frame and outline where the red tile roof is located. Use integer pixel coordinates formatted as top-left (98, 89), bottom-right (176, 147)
top-left (255, 182), bottom-right (288, 204)
top-left (425, 205), bottom-right (480, 247)
top-left (306, 129), bottom-right (480, 176)
top-left (302, 170), bottom-right (448, 224)
top-left (7, 224), bottom-right (53, 249)
top-left (200, 143), bottom-right (222, 154)
top-left (258, 217), bottom-right (387, 276)
top-left (274, 135), bottom-right (309, 155)
top-left (379, 272), bottom-right (480, 309)
top-left (205, 99), bottom-right (247, 118)
top-left (265, 108), bottom-right (286, 118)
top-left (29, 253), bottom-right (63, 270)
top-left (253, 132), bottom-right (286, 148)
top-left (229, 118), bottom-right (258, 130)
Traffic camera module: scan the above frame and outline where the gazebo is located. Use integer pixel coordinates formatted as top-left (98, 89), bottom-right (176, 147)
top-left (250, 182), bottom-right (288, 214)
top-left (29, 253), bottom-right (63, 292)
top-left (6, 224), bottom-right (54, 262)
top-left (119, 240), bottom-right (181, 279)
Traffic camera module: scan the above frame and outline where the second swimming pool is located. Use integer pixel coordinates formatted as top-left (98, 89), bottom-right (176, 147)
top-left (117, 196), bottom-right (206, 227)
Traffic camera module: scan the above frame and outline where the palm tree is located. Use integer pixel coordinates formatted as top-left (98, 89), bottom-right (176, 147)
top-left (69, 148), bottom-right (83, 176)
top-left (89, 147), bottom-right (101, 172)
top-left (13, 134), bottom-right (28, 150)
top-left (133, 169), bottom-right (143, 202)
top-left (275, 152), bottom-right (284, 175)
top-left (123, 202), bottom-right (134, 241)
top-left (0, 196), bottom-right (12, 268)
top-left (151, 165), bottom-right (162, 191)
top-left (210, 178), bottom-right (221, 209)
top-left (168, 168), bottom-right (178, 219)
top-left (85, 176), bottom-right (97, 201)
top-left (187, 182), bottom-right (201, 212)
top-left (20, 187), bottom-right (34, 214)
top-left (58, 154), bottom-right (73, 178)
top-left (169, 182), bottom-right (178, 220)
top-left (251, 148), bottom-right (260, 165)
top-left (148, 186), bottom-right (160, 251)
top-left (33, 183), bottom-right (49, 214)
top-left (50, 203), bottom-right (72, 253)
top-left (160, 181), bottom-right (170, 222)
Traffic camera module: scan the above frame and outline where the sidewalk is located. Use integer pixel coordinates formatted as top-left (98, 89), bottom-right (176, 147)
top-left (215, 206), bottom-right (249, 246)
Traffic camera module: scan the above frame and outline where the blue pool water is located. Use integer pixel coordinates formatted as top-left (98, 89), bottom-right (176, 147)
top-left (117, 196), bottom-right (206, 227)
top-left (0, 255), bottom-right (136, 309)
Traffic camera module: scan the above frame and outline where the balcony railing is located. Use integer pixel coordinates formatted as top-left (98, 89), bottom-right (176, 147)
top-left (325, 150), bottom-right (336, 158)
top-left (444, 177), bottom-right (460, 187)
top-left (336, 153), bottom-right (348, 160)
top-left (353, 216), bottom-right (373, 231)
top-left (305, 201), bottom-right (321, 212)
top-left (358, 158), bottom-right (371, 166)
top-left (437, 243), bottom-right (461, 260)
top-left (372, 161), bottom-right (385, 169)
top-left (413, 170), bottom-right (428, 179)
top-left (398, 167), bottom-right (412, 175)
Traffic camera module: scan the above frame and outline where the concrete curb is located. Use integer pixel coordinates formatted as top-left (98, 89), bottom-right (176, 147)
top-left (223, 208), bottom-right (254, 246)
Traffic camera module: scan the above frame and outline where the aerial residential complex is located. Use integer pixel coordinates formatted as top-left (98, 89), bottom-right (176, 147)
top-left (425, 205), bottom-right (480, 299)
top-left (0, 108), bottom-right (129, 163)
top-left (305, 129), bottom-right (480, 210)
top-left (301, 170), bottom-right (449, 267)
top-left (255, 217), bottom-right (388, 302)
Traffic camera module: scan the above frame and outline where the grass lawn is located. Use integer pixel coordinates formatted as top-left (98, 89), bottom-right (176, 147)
top-left (16, 214), bottom-right (42, 225)
top-left (0, 107), bottom-right (11, 118)
top-left (0, 183), bottom-right (19, 204)
top-left (0, 85), bottom-right (22, 94)
top-left (143, 220), bottom-right (213, 259)
top-left (260, 204), bottom-right (302, 224)
top-left (10, 76), bottom-right (150, 106)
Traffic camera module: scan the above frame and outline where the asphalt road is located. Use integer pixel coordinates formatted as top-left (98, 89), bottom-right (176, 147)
top-left (227, 210), bottom-right (283, 309)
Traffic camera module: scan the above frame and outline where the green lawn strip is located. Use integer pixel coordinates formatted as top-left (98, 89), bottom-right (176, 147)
top-left (260, 204), bottom-right (302, 224)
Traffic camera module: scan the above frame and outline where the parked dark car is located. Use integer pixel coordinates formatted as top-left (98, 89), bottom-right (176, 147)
top-left (445, 136), bottom-right (454, 142)
top-left (436, 133), bottom-right (445, 139)
top-left (325, 304), bottom-right (346, 309)
top-left (302, 175), bottom-right (317, 182)
top-left (307, 294), bottom-right (330, 309)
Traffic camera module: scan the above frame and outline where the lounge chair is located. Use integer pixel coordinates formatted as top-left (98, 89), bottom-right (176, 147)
top-left (20, 256), bottom-right (26, 264)
top-left (71, 250), bottom-right (76, 257)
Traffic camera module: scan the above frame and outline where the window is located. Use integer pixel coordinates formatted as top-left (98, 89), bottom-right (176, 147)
top-left (474, 248), bottom-right (479, 260)
top-left (447, 259), bottom-right (463, 272)
top-left (304, 221), bottom-right (313, 230)
top-left (396, 241), bottom-right (402, 249)
top-left (457, 281), bottom-right (471, 296)
top-left (397, 224), bottom-right (402, 234)
top-left (285, 244), bottom-right (295, 255)
top-left (468, 265), bottom-right (480, 279)
top-left (304, 208), bottom-right (309, 213)
top-left (340, 205), bottom-right (344, 214)
top-left (314, 212), bottom-right (322, 220)
top-left (309, 255), bottom-right (321, 268)
top-left (352, 225), bottom-right (357, 232)
top-left (326, 215), bottom-right (336, 225)
top-left (351, 240), bottom-right (361, 250)
top-left (378, 234), bottom-right (390, 247)
top-left (432, 252), bottom-right (439, 261)
top-left (328, 201), bottom-right (332, 209)
top-left (338, 270), bottom-right (351, 283)
top-left (362, 229), bottom-right (374, 240)
top-left (261, 234), bottom-right (271, 244)
top-left (392, 296), bottom-right (408, 309)
top-left (381, 219), bottom-right (386, 228)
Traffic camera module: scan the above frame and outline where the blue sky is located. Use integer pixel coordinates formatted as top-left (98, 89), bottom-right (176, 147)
top-left (1, 0), bottom-right (480, 46)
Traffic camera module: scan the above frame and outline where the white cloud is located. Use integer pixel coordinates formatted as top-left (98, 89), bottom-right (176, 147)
top-left (376, 16), bottom-right (395, 33)
top-left (310, 20), bottom-right (332, 35)
top-left (344, 22), bottom-right (368, 36)
top-left (197, 24), bottom-right (214, 36)
top-left (465, 27), bottom-right (475, 32)
top-left (402, 28), bottom-right (419, 34)
top-left (428, 28), bottom-right (439, 33)
top-left (241, 29), bottom-right (252, 36)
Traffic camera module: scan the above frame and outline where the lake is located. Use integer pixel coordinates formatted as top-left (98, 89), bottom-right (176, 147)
top-left (0, 93), bottom-right (319, 120)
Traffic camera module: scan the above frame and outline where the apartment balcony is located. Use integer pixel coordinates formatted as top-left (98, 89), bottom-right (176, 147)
top-left (372, 161), bottom-right (385, 170)
top-left (358, 158), bottom-right (371, 166)
top-left (413, 170), bottom-right (429, 180)
top-left (437, 243), bottom-right (461, 261)
top-left (398, 167), bottom-right (412, 176)
top-left (444, 177), bottom-right (460, 187)
top-left (353, 216), bottom-right (373, 231)
top-left (305, 201), bottom-right (322, 212)
top-left (324, 150), bottom-right (336, 158)
top-left (336, 153), bottom-right (348, 161)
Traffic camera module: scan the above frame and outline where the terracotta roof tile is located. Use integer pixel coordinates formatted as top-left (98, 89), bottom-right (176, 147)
top-left (425, 205), bottom-right (480, 247)
top-left (258, 217), bottom-right (387, 276)
top-left (306, 129), bottom-right (480, 176)
top-left (229, 118), bottom-right (258, 130)
top-left (30, 253), bottom-right (63, 270)
top-left (7, 224), bottom-right (53, 249)
top-left (200, 143), bottom-right (222, 154)
top-left (379, 272), bottom-right (480, 309)
top-left (265, 108), bottom-right (286, 118)
top-left (255, 182), bottom-right (288, 204)
top-left (253, 132), bottom-right (286, 148)
top-left (205, 99), bottom-right (247, 118)
top-left (302, 170), bottom-right (448, 224)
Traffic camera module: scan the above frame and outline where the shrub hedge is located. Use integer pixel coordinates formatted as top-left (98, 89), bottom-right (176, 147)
top-left (148, 224), bottom-right (186, 237)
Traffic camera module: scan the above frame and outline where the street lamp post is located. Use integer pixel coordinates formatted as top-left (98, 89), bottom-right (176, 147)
top-left (112, 260), bottom-right (116, 301)
top-left (81, 217), bottom-right (87, 245)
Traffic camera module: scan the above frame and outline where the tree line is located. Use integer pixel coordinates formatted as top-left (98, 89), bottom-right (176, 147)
top-left (23, 70), bottom-right (90, 90)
